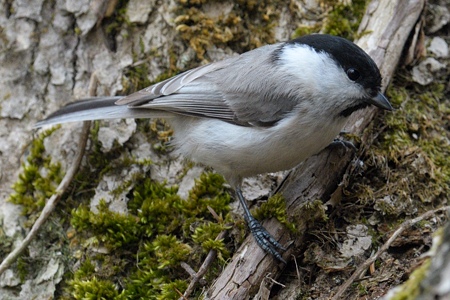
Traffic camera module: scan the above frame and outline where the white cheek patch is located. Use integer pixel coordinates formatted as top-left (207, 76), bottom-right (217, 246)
top-left (278, 44), bottom-right (366, 101)
top-left (279, 45), bottom-right (342, 87)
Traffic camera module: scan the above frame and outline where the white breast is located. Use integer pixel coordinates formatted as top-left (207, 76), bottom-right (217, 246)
top-left (170, 106), bottom-right (346, 186)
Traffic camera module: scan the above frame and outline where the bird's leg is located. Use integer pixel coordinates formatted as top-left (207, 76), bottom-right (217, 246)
top-left (235, 187), bottom-right (286, 263)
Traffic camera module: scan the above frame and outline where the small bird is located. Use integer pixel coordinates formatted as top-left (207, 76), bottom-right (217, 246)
top-left (36, 34), bottom-right (392, 263)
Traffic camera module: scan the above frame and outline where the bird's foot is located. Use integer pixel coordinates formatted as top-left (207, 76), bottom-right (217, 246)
top-left (247, 217), bottom-right (286, 263)
top-left (329, 138), bottom-right (357, 153)
top-left (235, 187), bottom-right (286, 263)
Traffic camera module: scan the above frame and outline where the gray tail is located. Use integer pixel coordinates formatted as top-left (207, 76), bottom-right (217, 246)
top-left (35, 97), bottom-right (171, 128)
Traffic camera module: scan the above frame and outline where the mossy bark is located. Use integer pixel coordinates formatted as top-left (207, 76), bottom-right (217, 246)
top-left (1, 0), bottom-right (449, 299)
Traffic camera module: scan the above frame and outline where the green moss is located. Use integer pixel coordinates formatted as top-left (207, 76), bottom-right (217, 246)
top-left (175, 0), bottom-right (282, 60)
top-left (121, 63), bottom-right (152, 95)
top-left (322, 0), bottom-right (368, 39)
top-left (9, 127), bottom-right (63, 218)
top-left (71, 200), bottom-right (141, 249)
top-left (292, 24), bottom-right (322, 39)
top-left (183, 172), bottom-right (231, 218)
top-left (387, 260), bottom-right (431, 300)
top-left (292, 0), bottom-right (369, 40)
top-left (253, 194), bottom-right (296, 232)
top-left (67, 172), bottom-right (233, 299)
top-left (71, 276), bottom-right (120, 300)
top-left (360, 80), bottom-right (448, 203)
top-left (16, 256), bottom-right (30, 283)
top-left (74, 258), bottom-right (96, 280)
top-left (103, 0), bottom-right (132, 36)
top-left (0, 226), bottom-right (13, 261)
top-left (149, 235), bottom-right (192, 269)
top-left (158, 280), bottom-right (189, 300)
top-left (192, 222), bottom-right (230, 260)
top-left (131, 179), bottom-right (184, 237)
top-left (299, 199), bottom-right (329, 223)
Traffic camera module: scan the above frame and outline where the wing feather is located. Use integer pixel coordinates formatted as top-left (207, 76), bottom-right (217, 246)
top-left (38, 42), bottom-right (305, 128)
top-left (140, 95), bottom-right (235, 121)
top-left (116, 57), bottom-right (238, 106)
top-left (113, 42), bottom-right (297, 127)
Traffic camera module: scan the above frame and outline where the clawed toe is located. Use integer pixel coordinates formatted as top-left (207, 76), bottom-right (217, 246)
top-left (330, 138), bottom-right (357, 152)
top-left (248, 218), bottom-right (286, 263)
top-left (236, 188), bottom-right (287, 263)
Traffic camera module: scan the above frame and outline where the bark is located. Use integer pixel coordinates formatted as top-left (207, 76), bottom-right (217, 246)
top-left (415, 220), bottom-right (450, 300)
top-left (2, 0), bottom-right (445, 299)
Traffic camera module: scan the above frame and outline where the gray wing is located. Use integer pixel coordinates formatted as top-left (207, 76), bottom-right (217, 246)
top-left (116, 43), bottom-right (298, 126)
top-left (116, 57), bottom-right (240, 123)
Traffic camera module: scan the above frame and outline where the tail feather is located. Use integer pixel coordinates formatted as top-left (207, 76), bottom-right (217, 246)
top-left (35, 97), bottom-right (172, 128)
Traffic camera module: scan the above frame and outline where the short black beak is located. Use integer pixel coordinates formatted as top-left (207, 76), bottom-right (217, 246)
top-left (366, 92), bottom-right (393, 111)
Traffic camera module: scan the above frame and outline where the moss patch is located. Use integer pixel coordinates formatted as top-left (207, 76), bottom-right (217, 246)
top-left (9, 127), bottom-right (63, 220)
top-left (66, 172), bottom-right (233, 299)
top-left (346, 78), bottom-right (449, 216)
top-left (293, 0), bottom-right (369, 40)
top-left (321, 0), bottom-right (368, 39)
top-left (253, 194), bottom-right (296, 233)
top-left (175, 0), bottom-right (283, 60)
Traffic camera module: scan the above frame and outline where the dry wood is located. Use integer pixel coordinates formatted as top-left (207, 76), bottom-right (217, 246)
top-left (206, 0), bottom-right (426, 298)
top-left (415, 213), bottom-right (450, 299)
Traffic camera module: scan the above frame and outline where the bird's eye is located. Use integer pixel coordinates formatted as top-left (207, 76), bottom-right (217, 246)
top-left (346, 68), bottom-right (360, 81)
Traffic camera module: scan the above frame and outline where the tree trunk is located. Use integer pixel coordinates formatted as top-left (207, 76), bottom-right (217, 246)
top-left (1, 0), bottom-right (448, 299)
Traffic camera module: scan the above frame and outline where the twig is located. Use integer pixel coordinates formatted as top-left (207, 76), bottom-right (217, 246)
top-left (181, 206), bottom-right (232, 298)
top-left (181, 229), bottom-right (228, 299)
top-left (292, 254), bottom-right (301, 286)
top-left (331, 206), bottom-right (450, 300)
top-left (207, 205), bottom-right (221, 222)
top-left (180, 262), bottom-right (207, 286)
top-left (180, 262), bottom-right (197, 277)
top-left (0, 121), bottom-right (90, 276)
top-left (0, 73), bottom-right (99, 276)
top-left (264, 273), bottom-right (286, 288)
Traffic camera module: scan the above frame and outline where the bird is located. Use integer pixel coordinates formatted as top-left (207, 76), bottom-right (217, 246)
top-left (36, 34), bottom-right (393, 263)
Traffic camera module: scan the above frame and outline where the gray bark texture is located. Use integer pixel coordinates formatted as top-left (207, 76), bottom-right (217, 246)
top-left (1, 0), bottom-right (449, 299)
